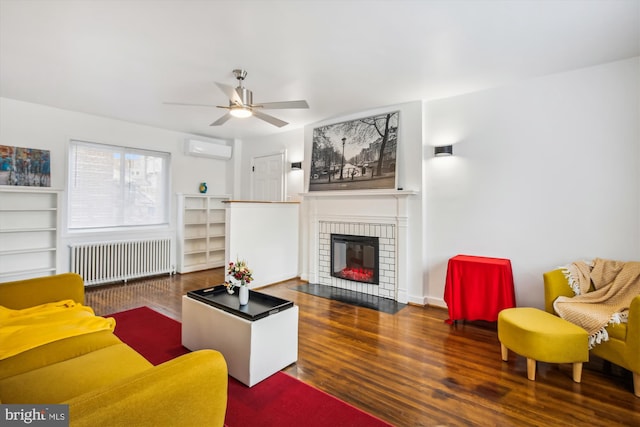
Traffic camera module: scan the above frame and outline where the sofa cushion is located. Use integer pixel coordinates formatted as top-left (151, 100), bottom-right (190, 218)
top-left (66, 350), bottom-right (229, 427)
top-left (0, 330), bottom-right (122, 381)
top-left (0, 342), bottom-right (152, 403)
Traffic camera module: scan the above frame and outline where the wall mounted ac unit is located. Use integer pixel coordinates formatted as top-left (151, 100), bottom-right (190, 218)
top-left (184, 138), bottom-right (232, 160)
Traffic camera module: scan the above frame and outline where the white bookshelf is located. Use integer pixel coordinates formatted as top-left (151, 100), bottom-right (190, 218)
top-left (177, 194), bottom-right (230, 273)
top-left (0, 187), bottom-right (61, 282)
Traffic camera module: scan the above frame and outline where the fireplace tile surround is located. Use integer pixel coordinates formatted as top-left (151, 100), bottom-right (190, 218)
top-left (319, 221), bottom-right (395, 298)
top-left (302, 190), bottom-right (417, 303)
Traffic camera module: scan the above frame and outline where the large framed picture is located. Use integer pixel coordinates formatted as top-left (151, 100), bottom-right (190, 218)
top-left (0, 145), bottom-right (51, 187)
top-left (309, 111), bottom-right (399, 191)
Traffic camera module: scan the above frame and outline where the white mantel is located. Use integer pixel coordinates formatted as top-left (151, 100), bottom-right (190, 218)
top-left (301, 190), bottom-right (418, 303)
top-left (300, 189), bottom-right (418, 198)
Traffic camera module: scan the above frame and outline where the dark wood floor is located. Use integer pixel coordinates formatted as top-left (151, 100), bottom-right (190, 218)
top-left (86, 269), bottom-right (640, 427)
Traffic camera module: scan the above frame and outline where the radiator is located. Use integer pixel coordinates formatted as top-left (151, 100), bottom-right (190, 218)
top-left (70, 239), bottom-right (174, 286)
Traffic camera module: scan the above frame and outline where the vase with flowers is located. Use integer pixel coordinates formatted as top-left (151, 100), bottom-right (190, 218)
top-left (223, 259), bottom-right (253, 305)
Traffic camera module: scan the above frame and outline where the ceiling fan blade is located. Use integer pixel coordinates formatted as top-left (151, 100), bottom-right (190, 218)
top-left (256, 100), bottom-right (309, 109)
top-left (163, 101), bottom-right (218, 108)
top-left (215, 82), bottom-right (243, 105)
top-left (252, 110), bottom-right (288, 127)
top-left (210, 113), bottom-right (232, 126)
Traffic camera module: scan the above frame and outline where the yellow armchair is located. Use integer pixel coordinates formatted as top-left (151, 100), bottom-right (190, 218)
top-left (543, 269), bottom-right (640, 397)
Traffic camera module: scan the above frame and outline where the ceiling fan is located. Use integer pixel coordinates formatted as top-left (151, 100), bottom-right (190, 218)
top-left (164, 69), bottom-right (309, 127)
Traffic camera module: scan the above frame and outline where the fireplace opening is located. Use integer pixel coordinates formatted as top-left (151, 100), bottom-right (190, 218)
top-left (330, 234), bottom-right (379, 285)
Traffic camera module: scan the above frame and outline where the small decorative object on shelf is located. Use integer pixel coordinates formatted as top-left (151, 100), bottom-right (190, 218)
top-left (224, 259), bottom-right (253, 305)
top-left (199, 182), bottom-right (208, 194)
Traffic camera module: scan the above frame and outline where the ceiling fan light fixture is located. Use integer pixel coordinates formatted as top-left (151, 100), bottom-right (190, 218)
top-left (165, 69), bottom-right (308, 127)
top-left (229, 106), bottom-right (252, 118)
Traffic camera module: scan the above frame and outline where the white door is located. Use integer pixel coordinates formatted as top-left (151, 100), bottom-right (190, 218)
top-left (252, 152), bottom-right (285, 201)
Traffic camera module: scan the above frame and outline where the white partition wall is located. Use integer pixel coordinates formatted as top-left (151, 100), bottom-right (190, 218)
top-left (224, 202), bottom-right (299, 288)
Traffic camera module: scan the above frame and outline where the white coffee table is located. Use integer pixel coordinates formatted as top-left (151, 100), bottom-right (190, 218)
top-left (181, 287), bottom-right (298, 387)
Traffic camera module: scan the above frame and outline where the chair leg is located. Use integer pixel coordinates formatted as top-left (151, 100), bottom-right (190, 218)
top-left (634, 372), bottom-right (639, 397)
top-left (527, 358), bottom-right (536, 381)
top-left (572, 362), bottom-right (583, 383)
top-left (500, 343), bottom-right (508, 362)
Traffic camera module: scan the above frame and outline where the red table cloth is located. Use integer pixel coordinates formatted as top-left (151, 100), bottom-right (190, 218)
top-left (444, 254), bottom-right (516, 324)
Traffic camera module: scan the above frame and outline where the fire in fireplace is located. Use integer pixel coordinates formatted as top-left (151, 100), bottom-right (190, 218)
top-left (330, 234), bottom-right (379, 285)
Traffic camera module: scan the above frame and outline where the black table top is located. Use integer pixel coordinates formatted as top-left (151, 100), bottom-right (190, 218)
top-left (186, 285), bottom-right (294, 321)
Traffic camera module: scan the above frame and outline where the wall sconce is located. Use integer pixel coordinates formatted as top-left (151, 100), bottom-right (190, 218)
top-left (434, 145), bottom-right (453, 157)
top-left (291, 162), bottom-right (302, 170)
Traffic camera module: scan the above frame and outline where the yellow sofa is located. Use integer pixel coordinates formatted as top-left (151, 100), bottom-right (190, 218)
top-left (544, 269), bottom-right (639, 397)
top-left (0, 273), bottom-right (229, 426)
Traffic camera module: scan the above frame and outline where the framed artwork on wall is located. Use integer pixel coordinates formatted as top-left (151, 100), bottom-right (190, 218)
top-left (0, 145), bottom-right (51, 187)
top-left (309, 111), bottom-right (399, 192)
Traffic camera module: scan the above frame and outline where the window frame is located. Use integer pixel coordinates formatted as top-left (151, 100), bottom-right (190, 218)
top-left (67, 139), bottom-right (171, 232)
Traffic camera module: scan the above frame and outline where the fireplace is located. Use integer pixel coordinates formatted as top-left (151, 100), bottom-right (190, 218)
top-left (330, 234), bottom-right (379, 285)
top-left (304, 191), bottom-right (415, 303)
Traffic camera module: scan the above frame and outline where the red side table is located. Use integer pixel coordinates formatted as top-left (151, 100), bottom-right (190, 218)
top-left (444, 254), bottom-right (516, 324)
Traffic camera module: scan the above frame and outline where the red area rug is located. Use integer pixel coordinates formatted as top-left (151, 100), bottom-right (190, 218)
top-left (109, 306), bottom-right (190, 365)
top-left (108, 306), bottom-right (392, 427)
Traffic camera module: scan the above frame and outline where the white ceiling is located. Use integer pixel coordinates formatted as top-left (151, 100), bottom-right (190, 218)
top-left (1, 0), bottom-right (638, 141)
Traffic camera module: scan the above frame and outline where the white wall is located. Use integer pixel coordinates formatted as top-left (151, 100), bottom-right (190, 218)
top-left (238, 128), bottom-right (306, 279)
top-left (225, 202), bottom-right (299, 288)
top-left (424, 57), bottom-right (640, 309)
top-left (0, 97), bottom-right (233, 271)
top-left (239, 128), bottom-right (305, 201)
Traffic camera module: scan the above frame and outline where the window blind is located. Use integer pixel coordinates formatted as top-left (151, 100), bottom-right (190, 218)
top-left (68, 140), bottom-right (170, 229)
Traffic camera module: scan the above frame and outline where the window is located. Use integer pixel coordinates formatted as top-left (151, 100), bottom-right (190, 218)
top-left (68, 140), bottom-right (170, 230)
